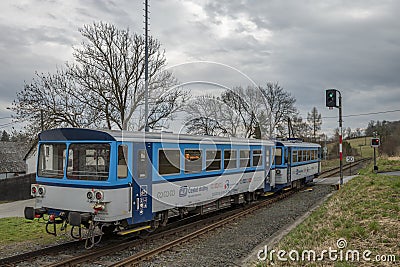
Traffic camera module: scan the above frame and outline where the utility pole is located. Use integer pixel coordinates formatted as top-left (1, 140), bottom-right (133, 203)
top-left (144, 0), bottom-right (149, 132)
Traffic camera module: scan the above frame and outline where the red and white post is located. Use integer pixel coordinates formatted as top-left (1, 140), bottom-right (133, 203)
top-left (338, 92), bottom-right (343, 186)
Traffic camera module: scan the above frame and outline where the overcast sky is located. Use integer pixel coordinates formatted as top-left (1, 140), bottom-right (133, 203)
top-left (1, 0), bottom-right (399, 137)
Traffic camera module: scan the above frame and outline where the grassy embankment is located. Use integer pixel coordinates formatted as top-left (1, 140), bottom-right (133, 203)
top-left (256, 158), bottom-right (400, 266)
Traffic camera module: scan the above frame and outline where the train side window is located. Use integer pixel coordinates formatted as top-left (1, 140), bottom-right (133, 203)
top-left (253, 149), bottom-right (263, 167)
top-left (118, 145), bottom-right (128, 178)
top-left (274, 148), bottom-right (282, 165)
top-left (206, 150), bottom-right (221, 171)
top-left (240, 150), bottom-right (250, 168)
top-left (159, 149), bottom-right (180, 175)
top-left (292, 150), bottom-right (298, 163)
top-left (138, 150), bottom-right (148, 178)
top-left (185, 149), bottom-right (202, 173)
top-left (224, 150), bottom-right (237, 169)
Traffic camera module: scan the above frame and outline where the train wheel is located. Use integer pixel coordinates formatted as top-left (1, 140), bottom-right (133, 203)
top-left (101, 225), bottom-right (116, 235)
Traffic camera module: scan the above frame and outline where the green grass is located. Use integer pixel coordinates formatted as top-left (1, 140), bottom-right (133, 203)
top-left (376, 158), bottom-right (400, 172)
top-left (255, 165), bottom-right (400, 266)
top-left (346, 137), bottom-right (374, 158)
top-left (325, 137), bottom-right (375, 159)
top-left (0, 216), bottom-right (71, 246)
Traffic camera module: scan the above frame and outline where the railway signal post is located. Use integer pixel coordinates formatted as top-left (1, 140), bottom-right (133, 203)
top-left (326, 89), bottom-right (343, 187)
top-left (371, 137), bottom-right (380, 173)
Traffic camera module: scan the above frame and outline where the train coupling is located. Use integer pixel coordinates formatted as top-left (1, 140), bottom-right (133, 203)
top-left (68, 212), bottom-right (92, 226)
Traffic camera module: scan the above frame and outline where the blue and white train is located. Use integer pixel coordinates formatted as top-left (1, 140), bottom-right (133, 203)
top-left (24, 128), bottom-right (320, 246)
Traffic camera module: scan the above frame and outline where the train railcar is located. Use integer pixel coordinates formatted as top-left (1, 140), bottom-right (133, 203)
top-left (24, 128), bottom-right (275, 247)
top-left (270, 140), bottom-right (321, 190)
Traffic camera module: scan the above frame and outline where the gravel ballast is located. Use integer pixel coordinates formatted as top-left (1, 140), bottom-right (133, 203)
top-left (144, 184), bottom-right (335, 267)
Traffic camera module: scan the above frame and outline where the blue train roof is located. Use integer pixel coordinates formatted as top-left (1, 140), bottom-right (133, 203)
top-left (275, 140), bottom-right (321, 148)
top-left (38, 128), bottom-right (275, 146)
top-left (39, 128), bottom-right (116, 141)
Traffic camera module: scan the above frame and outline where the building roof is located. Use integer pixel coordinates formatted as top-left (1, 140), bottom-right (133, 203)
top-left (0, 141), bottom-right (29, 173)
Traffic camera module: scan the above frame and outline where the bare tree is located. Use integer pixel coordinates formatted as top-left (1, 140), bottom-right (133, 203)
top-left (345, 127), bottom-right (352, 139)
top-left (291, 115), bottom-right (310, 140)
top-left (184, 83), bottom-right (299, 139)
top-left (184, 95), bottom-right (230, 136)
top-left (68, 22), bottom-right (188, 130)
top-left (12, 22), bottom-right (188, 135)
top-left (258, 82), bottom-right (297, 138)
top-left (307, 107), bottom-right (322, 141)
top-left (220, 87), bottom-right (262, 138)
top-left (1, 130), bottom-right (10, 142)
top-left (13, 70), bottom-right (102, 132)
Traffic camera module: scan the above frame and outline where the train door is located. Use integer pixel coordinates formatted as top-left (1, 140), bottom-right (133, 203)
top-left (264, 145), bottom-right (272, 191)
top-left (286, 148), bottom-right (291, 183)
top-left (132, 142), bottom-right (153, 223)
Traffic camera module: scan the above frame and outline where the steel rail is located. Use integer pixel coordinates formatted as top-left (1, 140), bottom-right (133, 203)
top-left (319, 158), bottom-right (371, 178)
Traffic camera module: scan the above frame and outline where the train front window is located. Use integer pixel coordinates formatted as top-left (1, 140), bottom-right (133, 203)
top-left (38, 143), bottom-right (66, 178)
top-left (67, 143), bottom-right (111, 181)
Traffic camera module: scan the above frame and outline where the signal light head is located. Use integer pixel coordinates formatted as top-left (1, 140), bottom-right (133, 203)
top-left (371, 138), bottom-right (380, 147)
top-left (326, 89), bottom-right (337, 108)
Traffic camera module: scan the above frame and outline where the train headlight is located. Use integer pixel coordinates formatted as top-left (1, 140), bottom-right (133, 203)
top-left (95, 191), bottom-right (104, 201)
top-left (87, 191), bottom-right (94, 200)
top-left (38, 186), bottom-right (46, 196)
top-left (31, 185), bottom-right (38, 197)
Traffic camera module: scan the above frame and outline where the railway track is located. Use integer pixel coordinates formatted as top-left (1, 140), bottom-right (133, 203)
top-left (319, 157), bottom-right (371, 178)
top-left (109, 189), bottom-right (299, 267)
top-left (1, 187), bottom-right (301, 267)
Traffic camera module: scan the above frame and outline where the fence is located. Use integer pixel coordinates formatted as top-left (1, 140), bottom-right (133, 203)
top-left (0, 173), bottom-right (36, 201)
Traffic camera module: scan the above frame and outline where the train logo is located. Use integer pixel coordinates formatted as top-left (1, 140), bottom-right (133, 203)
top-left (179, 186), bottom-right (188, 197)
